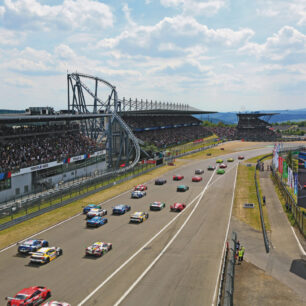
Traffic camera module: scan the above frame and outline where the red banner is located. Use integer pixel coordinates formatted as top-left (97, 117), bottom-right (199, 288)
top-left (278, 157), bottom-right (283, 174)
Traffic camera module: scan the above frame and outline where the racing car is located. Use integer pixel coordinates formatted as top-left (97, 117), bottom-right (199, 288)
top-left (83, 204), bottom-right (101, 214)
top-left (30, 247), bottom-right (63, 264)
top-left (227, 157), bottom-right (234, 162)
top-left (85, 242), bottom-right (112, 257)
top-left (207, 165), bottom-right (216, 171)
top-left (219, 163), bottom-right (227, 169)
top-left (112, 204), bottom-right (131, 215)
top-left (192, 176), bottom-right (202, 182)
top-left (86, 216), bottom-right (108, 227)
top-left (150, 201), bottom-right (166, 211)
top-left (216, 159), bottom-right (223, 163)
top-left (217, 169), bottom-right (225, 174)
top-left (170, 203), bottom-right (186, 212)
top-left (173, 174), bottom-right (184, 181)
top-left (238, 155), bottom-right (245, 160)
top-left (43, 302), bottom-right (71, 306)
top-left (177, 185), bottom-right (189, 192)
top-left (86, 208), bottom-right (107, 219)
top-left (134, 184), bottom-right (148, 191)
top-left (155, 178), bottom-right (167, 185)
top-left (17, 239), bottom-right (49, 255)
top-left (130, 212), bottom-right (149, 223)
top-left (195, 169), bottom-right (204, 174)
top-left (131, 190), bottom-right (146, 198)
top-left (6, 286), bottom-right (51, 306)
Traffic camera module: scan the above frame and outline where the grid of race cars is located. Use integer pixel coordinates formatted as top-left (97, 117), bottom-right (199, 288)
top-left (6, 155), bottom-right (242, 305)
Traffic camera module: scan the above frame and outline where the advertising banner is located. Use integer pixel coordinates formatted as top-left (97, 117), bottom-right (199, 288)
top-left (282, 161), bottom-right (288, 179)
top-left (297, 151), bottom-right (306, 208)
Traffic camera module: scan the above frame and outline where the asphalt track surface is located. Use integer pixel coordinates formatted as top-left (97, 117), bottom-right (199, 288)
top-left (0, 146), bottom-right (274, 306)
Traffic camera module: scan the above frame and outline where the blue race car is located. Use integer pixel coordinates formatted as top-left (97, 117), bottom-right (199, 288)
top-left (86, 216), bottom-right (108, 227)
top-left (112, 205), bottom-right (131, 215)
top-left (83, 204), bottom-right (101, 214)
top-left (131, 190), bottom-right (146, 199)
top-left (17, 239), bottom-right (49, 254)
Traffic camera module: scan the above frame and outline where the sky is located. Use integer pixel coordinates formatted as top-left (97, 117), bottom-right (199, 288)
top-left (0, 0), bottom-right (306, 112)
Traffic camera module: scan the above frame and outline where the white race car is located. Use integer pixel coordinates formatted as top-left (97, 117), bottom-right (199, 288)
top-left (85, 242), bottom-right (112, 257)
top-left (131, 190), bottom-right (146, 198)
top-left (86, 208), bottom-right (107, 219)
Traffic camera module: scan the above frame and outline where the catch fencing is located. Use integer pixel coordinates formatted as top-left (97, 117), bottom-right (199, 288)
top-left (255, 155), bottom-right (271, 253)
top-left (223, 231), bottom-right (237, 306)
top-left (271, 169), bottom-right (306, 238)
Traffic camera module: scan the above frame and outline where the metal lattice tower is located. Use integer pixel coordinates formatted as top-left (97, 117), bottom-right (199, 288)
top-left (67, 73), bottom-right (140, 171)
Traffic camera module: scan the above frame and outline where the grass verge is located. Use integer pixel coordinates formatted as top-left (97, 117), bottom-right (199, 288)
top-left (245, 154), bottom-right (272, 163)
top-left (0, 160), bottom-right (187, 250)
top-left (233, 164), bottom-right (270, 231)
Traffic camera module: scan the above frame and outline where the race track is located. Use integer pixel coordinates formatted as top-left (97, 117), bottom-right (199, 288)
top-left (0, 146), bottom-right (274, 306)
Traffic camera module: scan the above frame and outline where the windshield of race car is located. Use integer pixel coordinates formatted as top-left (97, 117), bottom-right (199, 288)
top-left (23, 240), bottom-right (34, 245)
top-left (14, 294), bottom-right (28, 300)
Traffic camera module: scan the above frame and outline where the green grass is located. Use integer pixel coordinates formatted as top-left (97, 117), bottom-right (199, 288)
top-left (233, 164), bottom-right (270, 231)
top-left (245, 154), bottom-right (273, 163)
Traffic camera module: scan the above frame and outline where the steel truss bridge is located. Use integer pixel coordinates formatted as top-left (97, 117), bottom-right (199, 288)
top-left (67, 73), bottom-right (193, 171)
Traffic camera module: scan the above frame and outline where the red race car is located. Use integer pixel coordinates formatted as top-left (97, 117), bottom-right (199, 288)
top-left (134, 184), bottom-right (147, 191)
top-left (238, 155), bottom-right (244, 160)
top-left (6, 286), bottom-right (51, 306)
top-left (173, 175), bottom-right (184, 181)
top-left (192, 176), bottom-right (203, 182)
top-left (219, 163), bottom-right (227, 169)
top-left (170, 202), bottom-right (186, 212)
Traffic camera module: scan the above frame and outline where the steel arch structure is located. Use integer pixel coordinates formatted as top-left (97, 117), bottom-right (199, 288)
top-left (67, 73), bottom-right (140, 171)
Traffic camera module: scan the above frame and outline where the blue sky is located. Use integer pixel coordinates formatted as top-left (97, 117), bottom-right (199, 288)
top-left (0, 0), bottom-right (305, 112)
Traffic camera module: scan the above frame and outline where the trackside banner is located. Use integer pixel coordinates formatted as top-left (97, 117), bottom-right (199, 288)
top-left (12, 150), bottom-right (106, 177)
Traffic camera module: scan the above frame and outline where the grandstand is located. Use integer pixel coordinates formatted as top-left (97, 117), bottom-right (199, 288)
top-left (236, 113), bottom-right (281, 141)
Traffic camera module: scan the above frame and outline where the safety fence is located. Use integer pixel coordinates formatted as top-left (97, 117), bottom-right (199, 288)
top-left (271, 169), bottom-right (306, 238)
top-left (0, 162), bottom-right (156, 230)
top-left (255, 155), bottom-right (271, 253)
top-left (223, 231), bottom-right (237, 306)
top-left (0, 141), bottom-right (222, 230)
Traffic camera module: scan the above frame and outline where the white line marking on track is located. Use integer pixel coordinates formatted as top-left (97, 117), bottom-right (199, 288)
top-left (113, 167), bottom-right (216, 306)
top-left (290, 226), bottom-right (306, 256)
top-left (77, 170), bottom-right (216, 306)
top-left (0, 186), bottom-right (134, 254)
top-left (211, 163), bottom-right (238, 306)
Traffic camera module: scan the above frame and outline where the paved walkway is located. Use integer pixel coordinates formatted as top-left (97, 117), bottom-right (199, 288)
top-left (230, 169), bottom-right (306, 303)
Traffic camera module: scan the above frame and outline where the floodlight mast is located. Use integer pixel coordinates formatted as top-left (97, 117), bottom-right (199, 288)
top-left (67, 73), bottom-right (140, 172)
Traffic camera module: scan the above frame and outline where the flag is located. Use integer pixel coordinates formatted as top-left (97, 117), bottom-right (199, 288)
top-left (294, 173), bottom-right (298, 195)
top-left (283, 161), bottom-right (288, 179)
top-left (278, 157), bottom-right (283, 174)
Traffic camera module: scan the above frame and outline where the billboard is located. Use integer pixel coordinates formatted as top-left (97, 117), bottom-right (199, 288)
top-left (297, 151), bottom-right (306, 208)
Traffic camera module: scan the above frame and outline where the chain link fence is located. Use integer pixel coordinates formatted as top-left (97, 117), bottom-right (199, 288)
top-left (223, 231), bottom-right (237, 306)
top-left (271, 169), bottom-right (306, 238)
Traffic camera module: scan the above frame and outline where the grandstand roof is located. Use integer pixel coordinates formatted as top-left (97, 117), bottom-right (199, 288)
top-left (119, 108), bottom-right (216, 116)
top-left (237, 112), bottom-right (279, 118)
top-left (0, 113), bottom-right (110, 124)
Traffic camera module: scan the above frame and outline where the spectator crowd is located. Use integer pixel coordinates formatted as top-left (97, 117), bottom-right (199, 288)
top-left (0, 125), bottom-right (104, 172)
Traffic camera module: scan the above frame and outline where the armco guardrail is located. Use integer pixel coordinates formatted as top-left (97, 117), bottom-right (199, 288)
top-left (216, 242), bottom-right (229, 306)
top-left (0, 163), bottom-right (162, 231)
top-left (223, 231), bottom-right (237, 306)
top-left (255, 155), bottom-right (271, 253)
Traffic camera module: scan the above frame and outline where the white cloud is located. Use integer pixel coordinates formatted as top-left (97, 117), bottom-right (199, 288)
top-left (160, 0), bottom-right (227, 16)
top-left (239, 26), bottom-right (306, 60)
top-left (256, 0), bottom-right (306, 26)
top-left (0, 6), bottom-right (5, 16)
top-left (4, 76), bottom-right (34, 88)
top-left (2, 0), bottom-right (113, 31)
top-left (96, 15), bottom-right (254, 55)
top-left (0, 28), bottom-right (25, 45)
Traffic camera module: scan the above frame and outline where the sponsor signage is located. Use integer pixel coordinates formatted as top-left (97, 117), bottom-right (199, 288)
top-left (12, 150), bottom-right (106, 177)
top-left (243, 203), bottom-right (255, 208)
